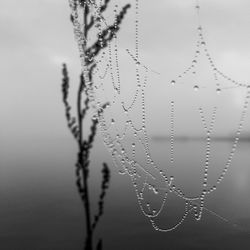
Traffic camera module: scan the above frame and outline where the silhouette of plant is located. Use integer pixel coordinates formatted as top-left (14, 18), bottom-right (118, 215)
top-left (61, 1), bottom-right (130, 249)
top-left (61, 63), bottom-right (110, 250)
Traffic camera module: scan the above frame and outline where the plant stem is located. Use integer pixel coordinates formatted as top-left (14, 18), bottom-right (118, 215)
top-left (77, 79), bottom-right (93, 250)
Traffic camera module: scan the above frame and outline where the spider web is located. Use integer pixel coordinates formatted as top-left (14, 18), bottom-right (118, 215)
top-left (69, 0), bottom-right (250, 232)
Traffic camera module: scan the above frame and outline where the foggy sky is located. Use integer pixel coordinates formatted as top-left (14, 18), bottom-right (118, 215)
top-left (1, 0), bottom-right (250, 143)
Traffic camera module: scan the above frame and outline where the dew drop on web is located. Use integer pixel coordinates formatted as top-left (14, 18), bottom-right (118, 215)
top-left (193, 85), bottom-right (199, 91)
top-left (216, 88), bottom-right (221, 94)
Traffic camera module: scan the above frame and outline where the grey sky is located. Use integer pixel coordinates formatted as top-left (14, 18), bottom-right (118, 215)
top-left (1, 0), bottom-right (250, 142)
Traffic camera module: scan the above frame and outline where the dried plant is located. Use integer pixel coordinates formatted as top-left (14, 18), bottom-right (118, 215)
top-left (61, 1), bottom-right (130, 249)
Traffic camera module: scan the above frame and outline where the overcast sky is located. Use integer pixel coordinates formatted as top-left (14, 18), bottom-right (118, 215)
top-left (1, 0), bottom-right (250, 143)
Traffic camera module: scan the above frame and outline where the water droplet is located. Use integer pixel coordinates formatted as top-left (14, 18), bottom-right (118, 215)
top-left (194, 85), bottom-right (199, 91)
top-left (171, 80), bottom-right (175, 86)
top-left (216, 88), bottom-right (221, 94)
top-left (132, 143), bottom-right (136, 148)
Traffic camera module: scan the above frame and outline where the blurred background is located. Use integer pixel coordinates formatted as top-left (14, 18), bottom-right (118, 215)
top-left (1, 0), bottom-right (250, 249)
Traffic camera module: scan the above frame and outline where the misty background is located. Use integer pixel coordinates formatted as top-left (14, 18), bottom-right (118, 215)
top-left (1, 0), bottom-right (250, 140)
top-left (1, 0), bottom-right (250, 249)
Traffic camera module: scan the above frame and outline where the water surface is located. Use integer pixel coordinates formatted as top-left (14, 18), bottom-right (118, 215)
top-left (1, 137), bottom-right (250, 249)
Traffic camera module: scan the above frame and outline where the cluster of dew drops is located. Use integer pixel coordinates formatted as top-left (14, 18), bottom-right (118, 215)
top-left (70, 0), bottom-right (250, 232)
top-left (170, 3), bottom-right (250, 93)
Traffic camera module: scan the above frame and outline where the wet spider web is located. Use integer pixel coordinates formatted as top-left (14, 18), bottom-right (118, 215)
top-left (69, 0), bottom-right (250, 232)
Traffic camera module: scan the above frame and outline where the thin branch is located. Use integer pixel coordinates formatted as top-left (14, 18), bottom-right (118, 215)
top-left (62, 63), bottom-right (79, 139)
top-left (92, 163), bottom-right (111, 230)
top-left (85, 4), bottom-right (131, 64)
